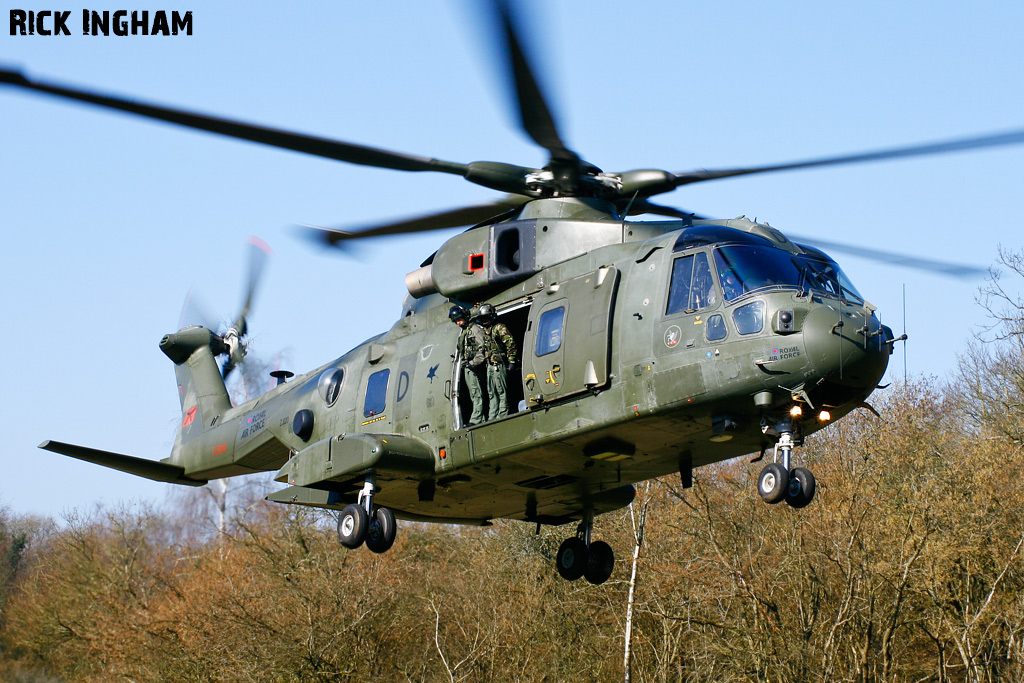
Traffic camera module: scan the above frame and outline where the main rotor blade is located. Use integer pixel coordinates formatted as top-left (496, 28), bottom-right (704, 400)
top-left (621, 198), bottom-right (983, 279)
top-left (789, 233), bottom-right (986, 279)
top-left (0, 68), bottom-right (469, 175)
top-left (490, 2), bottom-right (580, 171)
top-left (671, 129), bottom-right (1024, 187)
top-left (300, 197), bottom-right (529, 246)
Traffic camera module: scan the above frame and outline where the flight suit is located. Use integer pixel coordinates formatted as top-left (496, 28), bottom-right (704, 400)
top-left (458, 321), bottom-right (488, 426)
top-left (484, 321), bottom-right (519, 420)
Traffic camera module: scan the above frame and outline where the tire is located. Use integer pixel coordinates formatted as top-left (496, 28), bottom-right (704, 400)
top-left (786, 467), bottom-right (816, 509)
top-left (758, 463), bottom-right (789, 504)
top-left (337, 504), bottom-right (369, 549)
top-left (365, 507), bottom-right (397, 554)
top-left (584, 541), bottom-right (615, 585)
top-left (556, 537), bottom-right (588, 581)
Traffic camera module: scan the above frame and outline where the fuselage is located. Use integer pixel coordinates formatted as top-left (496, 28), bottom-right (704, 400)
top-left (164, 199), bottom-right (894, 525)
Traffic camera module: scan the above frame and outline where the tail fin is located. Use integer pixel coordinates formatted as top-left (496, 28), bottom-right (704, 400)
top-left (160, 326), bottom-right (232, 435)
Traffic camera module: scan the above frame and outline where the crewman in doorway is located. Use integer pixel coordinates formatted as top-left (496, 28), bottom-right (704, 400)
top-left (477, 303), bottom-right (519, 420)
top-left (450, 304), bottom-right (488, 426)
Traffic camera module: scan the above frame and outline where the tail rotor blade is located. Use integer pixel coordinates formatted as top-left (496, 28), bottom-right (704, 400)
top-left (233, 236), bottom-right (272, 337)
top-left (177, 286), bottom-right (219, 331)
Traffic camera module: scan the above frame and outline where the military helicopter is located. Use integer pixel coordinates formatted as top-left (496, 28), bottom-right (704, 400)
top-left (6, 3), bottom-right (1024, 585)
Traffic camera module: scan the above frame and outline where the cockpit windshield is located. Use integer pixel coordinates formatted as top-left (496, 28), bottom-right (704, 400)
top-left (799, 249), bottom-right (864, 304)
top-left (713, 244), bottom-right (863, 304)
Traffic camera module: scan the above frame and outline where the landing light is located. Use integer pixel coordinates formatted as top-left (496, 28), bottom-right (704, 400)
top-left (818, 411), bottom-right (832, 422)
top-left (789, 405), bottom-right (803, 418)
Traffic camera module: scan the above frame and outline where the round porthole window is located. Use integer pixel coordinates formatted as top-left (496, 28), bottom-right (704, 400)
top-left (317, 367), bottom-right (345, 407)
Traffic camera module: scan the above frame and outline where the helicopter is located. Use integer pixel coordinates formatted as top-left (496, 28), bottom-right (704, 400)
top-left (6, 3), bottom-right (1024, 584)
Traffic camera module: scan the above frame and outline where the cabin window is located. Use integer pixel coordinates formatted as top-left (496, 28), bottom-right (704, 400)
top-left (535, 306), bottom-right (565, 357)
top-left (667, 252), bottom-right (717, 315)
top-left (734, 301), bottom-right (765, 335)
top-left (364, 368), bottom-right (390, 417)
top-left (317, 368), bottom-right (345, 407)
top-left (706, 314), bottom-right (727, 341)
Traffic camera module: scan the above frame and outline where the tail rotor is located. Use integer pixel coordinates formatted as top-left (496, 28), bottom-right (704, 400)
top-left (176, 237), bottom-right (272, 380)
top-left (220, 236), bottom-right (272, 380)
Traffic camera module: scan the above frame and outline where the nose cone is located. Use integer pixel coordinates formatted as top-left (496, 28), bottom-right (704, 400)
top-left (803, 305), bottom-right (892, 389)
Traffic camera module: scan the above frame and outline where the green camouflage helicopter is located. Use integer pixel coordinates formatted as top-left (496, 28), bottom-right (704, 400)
top-left (6, 4), bottom-right (1024, 585)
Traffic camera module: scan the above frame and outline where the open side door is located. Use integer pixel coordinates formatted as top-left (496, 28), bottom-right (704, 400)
top-left (522, 266), bottom-right (619, 405)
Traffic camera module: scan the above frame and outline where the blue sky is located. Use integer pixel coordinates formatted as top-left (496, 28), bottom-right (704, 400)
top-left (2, 1), bottom-right (1022, 518)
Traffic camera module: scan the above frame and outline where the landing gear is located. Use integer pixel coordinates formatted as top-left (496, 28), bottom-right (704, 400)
top-left (555, 513), bottom-right (615, 585)
top-left (585, 541), bottom-right (615, 585)
top-left (336, 478), bottom-right (399, 553)
top-left (759, 420), bottom-right (817, 508)
top-left (365, 507), bottom-right (397, 553)
top-left (556, 537), bottom-right (587, 580)
top-left (758, 463), bottom-right (789, 504)
top-left (786, 467), bottom-right (815, 509)
top-left (337, 504), bottom-right (368, 548)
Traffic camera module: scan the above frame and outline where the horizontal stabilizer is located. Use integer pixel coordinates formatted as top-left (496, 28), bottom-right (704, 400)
top-left (38, 440), bottom-right (208, 487)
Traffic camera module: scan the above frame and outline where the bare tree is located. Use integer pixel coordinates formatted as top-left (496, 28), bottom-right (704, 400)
top-left (958, 246), bottom-right (1024, 443)
top-left (623, 483), bottom-right (650, 683)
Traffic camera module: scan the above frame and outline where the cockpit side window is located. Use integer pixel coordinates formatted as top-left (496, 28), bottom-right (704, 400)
top-left (667, 252), bottom-right (718, 315)
top-left (734, 301), bottom-right (765, 335)
top-left (706, 314), bottom-right (727, 341)
top-left (798, 253), bottom-right (864, 304)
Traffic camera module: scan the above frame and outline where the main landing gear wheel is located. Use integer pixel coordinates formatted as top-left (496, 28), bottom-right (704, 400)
top-left (785, 467), bottom-right (816, 509)
top-left (338, 503), bottom-right (369, 549)
top-left (365, 506), bottom-right (397, 554)
top-left (337, 478), bottom-right (400, 553)
top-left (584, 540), bottom-right (615, 585)
top-left (758, 463), bottom-right (789, 504)
top-left (555, 514), bottom-right (616, 584)
top-left (556, 537), bottom-right (587, 581)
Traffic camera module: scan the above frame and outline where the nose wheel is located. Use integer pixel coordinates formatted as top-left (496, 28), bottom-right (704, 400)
top-left (757, 462), bottom-right (789, 504)
top-left (555, 513), bottom-right (615, 585)
top-left (785, 466), bottom-right (816, 508)
top-left (758, 423), bottom-right (817, 508)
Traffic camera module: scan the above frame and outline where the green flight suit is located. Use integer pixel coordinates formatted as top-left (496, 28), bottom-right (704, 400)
top-left (484, 322), bottom-right (518, 420)
top-left (458, 321), bottom-right (488, 426)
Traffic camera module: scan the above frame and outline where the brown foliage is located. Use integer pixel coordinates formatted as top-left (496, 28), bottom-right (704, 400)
top-left (621, 380), bottom-right (1024, 682)
top-left (4, 378), bottom-right (1024, 682)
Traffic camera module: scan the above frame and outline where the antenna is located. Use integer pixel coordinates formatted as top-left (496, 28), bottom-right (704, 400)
top-left (902, 283), bottom-right (907, 383)
top-left (620, 190), bottom-right (639, 222)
